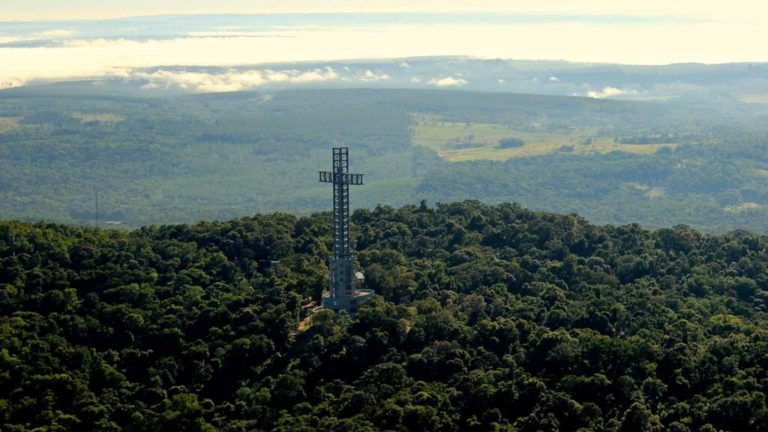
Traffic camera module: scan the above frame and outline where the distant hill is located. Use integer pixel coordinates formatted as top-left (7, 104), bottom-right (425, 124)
top-left (2, 86), bottom-right (768, 232)
top-left (1, 202), bottom-right (767, 431)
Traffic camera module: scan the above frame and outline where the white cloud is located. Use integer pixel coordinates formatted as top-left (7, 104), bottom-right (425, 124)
top-left (428, 76), bottom-right (467, 87)
top-left (410, 77), bottom-right (421, 83)
top-left (186, 31), bottom-right (287, 38)
top-left (59, 38), bottom-right (131, 48)
top-left (3, 19), bottom-right (768, 86)
top-left (0, 79), bottom-right (22, 88)
top-left (548, 76), bottom-right (560, 82)
top-left (399, 61), bottom-right (411, 68)
top-left (36, 30), bottom-right (76, 38)
top-left (497, 78), bottom-right (506, 84)
top-left (0, 29), bottom-right (75, 45)
top-left (131, 67), bottom-right (340, 92)
top-left (587, 86), bottom-right (626, 98)
top-left (128, 65), bottom-right (391, 90)
top-left (1, 1), bottom-right (765, 23)
top-left (360, 69), bottom-right (390, 81)
top-left (291, 68), bottom-right (341, 82)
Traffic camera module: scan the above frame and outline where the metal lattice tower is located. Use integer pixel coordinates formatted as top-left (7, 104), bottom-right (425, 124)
top-left (318, 148), bottom-right (373, 312)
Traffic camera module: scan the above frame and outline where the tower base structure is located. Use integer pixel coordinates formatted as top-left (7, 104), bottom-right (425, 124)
top-left (321, 256), bottom-right (374, 313)
top-left (322, 288), bottom-right (375, 314)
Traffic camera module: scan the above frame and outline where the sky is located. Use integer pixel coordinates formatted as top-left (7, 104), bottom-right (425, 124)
top-left (1, 1), bottom-right (767, 89)
top-left (1, 1), bottom-right (765, 21)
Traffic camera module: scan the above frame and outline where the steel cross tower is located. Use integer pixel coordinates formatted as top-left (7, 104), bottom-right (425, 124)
top-left (318, 148), bottom-right (373, 312)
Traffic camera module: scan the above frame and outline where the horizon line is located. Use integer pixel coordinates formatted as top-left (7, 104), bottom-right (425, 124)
top-left (0, 10), bottom-right (710, 24)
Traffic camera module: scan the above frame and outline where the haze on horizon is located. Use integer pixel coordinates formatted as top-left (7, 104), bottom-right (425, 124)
top-left (1, 0), bottom-right (768, 88)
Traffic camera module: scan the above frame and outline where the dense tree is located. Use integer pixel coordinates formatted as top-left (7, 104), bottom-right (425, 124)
top-left (2, 202), bottom-right (768, 430)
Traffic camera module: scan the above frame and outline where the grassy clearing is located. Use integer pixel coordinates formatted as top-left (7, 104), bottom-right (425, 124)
top-left (740, 94), bottom-right (768, 104)
top-left (725, 202), bottom-right (763, 212)
top-left (410, 114), bottom-right (675, 162)
top-left (71, 113), bottom-right (126, 124)
top-left (0, 117), bottom-right (20, 132)
top-left (627, 182), bottom-right (666, 198)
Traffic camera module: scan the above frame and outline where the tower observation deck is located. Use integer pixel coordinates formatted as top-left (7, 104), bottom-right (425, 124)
top-left (318, 147), bottom-right (374, 313)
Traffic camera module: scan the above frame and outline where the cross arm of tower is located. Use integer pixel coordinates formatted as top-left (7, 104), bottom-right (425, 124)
top-left (318, 171), bottom-right (364, 185)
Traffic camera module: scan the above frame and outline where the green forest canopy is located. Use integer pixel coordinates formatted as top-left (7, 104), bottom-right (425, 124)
top-left (1, 201), bottom-right (768, 431)
top-left (3, 87), bottom-right (768, 232)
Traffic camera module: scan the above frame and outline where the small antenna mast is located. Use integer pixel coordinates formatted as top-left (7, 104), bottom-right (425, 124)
top-left (95, 189), bottom-right (100, 229)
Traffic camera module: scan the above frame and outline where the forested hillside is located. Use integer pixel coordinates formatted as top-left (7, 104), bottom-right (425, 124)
top-left (3, 86), bottom-right (768, 232)
top-left (2, 201), bottom-right (768, 431)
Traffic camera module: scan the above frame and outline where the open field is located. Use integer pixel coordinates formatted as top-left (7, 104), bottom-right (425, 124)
top-left (409, 114), bottom-right (675, 162)
top-left (0, 116), bottom-right (20, 132)
top-left (71, 112), bottom-right (126, 123)
top-left (740, 93), bottom-right (768, 104)
top-left (626, 182), bottom-right (666, 198)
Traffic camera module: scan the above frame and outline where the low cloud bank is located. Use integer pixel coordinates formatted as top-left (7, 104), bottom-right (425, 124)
top-left (0, 29), bottom-right (75, 46)
top-left (360, 69), bottom-right (391, 81)
top-left (587, 86), bottom-right (629, 98)
top-left (133, 67), bottom-right (341, 92)
top-left (427, 76), bottom-right (467, 87)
